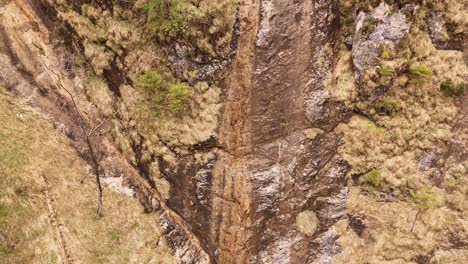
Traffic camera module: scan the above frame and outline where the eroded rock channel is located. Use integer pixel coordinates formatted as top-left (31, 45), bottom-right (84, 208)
top-left (206, 0), bottom-right (350, 262)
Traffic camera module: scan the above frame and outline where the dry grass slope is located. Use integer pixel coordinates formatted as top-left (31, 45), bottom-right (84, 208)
top-left (0, 88), bottom-right (177, 263)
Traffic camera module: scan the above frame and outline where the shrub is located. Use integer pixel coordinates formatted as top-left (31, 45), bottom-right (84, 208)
top-left (167, 83), bottom-right (192, 112)
top-left (409, 64), bottom-right (432, 82)
top-left (440, 79), bottom-right (465, 97)
top-left (374, 97), bottom-right (402, 115)
top-left (361, 169), bottom-right (383, 188)
top-left (138, 69), bottom-right (192, 113)
top-left (139, 69), bottom-right (166, 92)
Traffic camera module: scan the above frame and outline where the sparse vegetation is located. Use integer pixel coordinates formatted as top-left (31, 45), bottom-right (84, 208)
top-left (143, 0), bottom-right (238, 56)
top-left (440, 79), bottom-right (465, 97)
top-left (409, 64), bottom-right (432, 83)
top-left (339, 1), bottom-right (355, 36)
top-left (143, 0), bottom-right (202, 40)
top-left (0, 90), bottom-right (176, 263)
top-left (339, 0), bottom-right (382, 37)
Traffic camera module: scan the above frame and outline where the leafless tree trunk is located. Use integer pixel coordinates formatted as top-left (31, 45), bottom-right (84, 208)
top-left (43, 62), bottom-right (115, 217)
top-left (411, 208), bottom-right (421, 232)
top-left (86, 115), bottom-right (115, 216)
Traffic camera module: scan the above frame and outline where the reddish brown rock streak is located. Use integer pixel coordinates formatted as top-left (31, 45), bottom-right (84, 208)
top-left (210, 0), bottom-right (350, 263)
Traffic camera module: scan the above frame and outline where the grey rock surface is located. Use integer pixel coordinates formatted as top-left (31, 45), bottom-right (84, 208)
top-left (352, 3), bottom-right (411, 78)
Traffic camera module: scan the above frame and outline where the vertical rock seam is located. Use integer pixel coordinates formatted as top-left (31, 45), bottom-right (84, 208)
top-left (211, 0), bottom-right (348, 263)
top-left (209, 0), bottom-right (261, 263)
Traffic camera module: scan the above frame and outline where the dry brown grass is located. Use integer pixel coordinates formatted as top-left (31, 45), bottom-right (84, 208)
top-left (0, 88), bottom-right (177, 263)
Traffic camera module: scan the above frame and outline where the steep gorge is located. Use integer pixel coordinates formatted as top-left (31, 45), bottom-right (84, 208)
top-left (1, 0), bottom-right (467, 263)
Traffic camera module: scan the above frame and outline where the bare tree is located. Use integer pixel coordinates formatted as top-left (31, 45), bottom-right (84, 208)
top-left (43, 63), bottom-right (116, 217)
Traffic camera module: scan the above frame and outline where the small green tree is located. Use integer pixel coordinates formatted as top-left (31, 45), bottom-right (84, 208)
top-left (138, 69), bottom-right (167, 109)
top-left (167, 83), bottom-right (192, 112)
top-left (139, 69), bottom-right (166, 92)
top-left (138, 69), bottom-right (193, 113)
top-left (409, 64), bottom-right (432, 83)
top-left (410, 187), bottom-right (441, 232)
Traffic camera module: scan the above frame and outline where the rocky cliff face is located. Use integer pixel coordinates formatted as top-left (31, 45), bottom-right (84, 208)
top-left (0, 0), bottom-right (467, 263)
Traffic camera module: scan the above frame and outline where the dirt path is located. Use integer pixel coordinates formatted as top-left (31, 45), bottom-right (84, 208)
top-left (42, 175), bottom-right (72, 264)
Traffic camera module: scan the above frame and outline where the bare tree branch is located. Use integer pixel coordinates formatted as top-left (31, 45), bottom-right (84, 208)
top-left (88, 113), bottom-right (117, 137)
